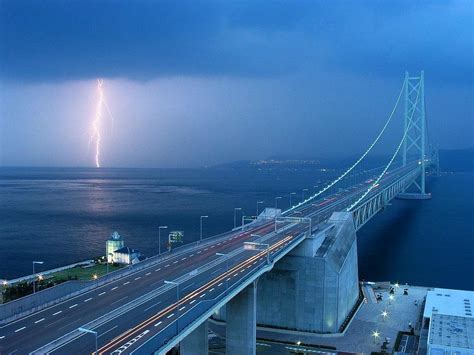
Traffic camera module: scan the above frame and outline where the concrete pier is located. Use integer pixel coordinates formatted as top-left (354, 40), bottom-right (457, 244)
top-left (226, 282), bottom-right (257, 355)
top-left (256, 211), bottom-right (359, 333)
top-left (180, 320), bottom-right (209, 355)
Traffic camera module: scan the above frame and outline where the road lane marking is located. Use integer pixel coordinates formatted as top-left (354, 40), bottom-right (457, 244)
top-left (53, 311), bottom-right (62, 316)
top-left (240, 269), bottom-right (245, 273)
top-left (111, 296), bottom-right (129, 305)
top-left (98, 325), bottom-right (118, 338)
top-left (211, 269), bottom-right (221, 275)
top-left (123, 281), bottom-right (130, 285)
top-left (34, 318), bottom-right (45, 324)
top-left (204, 248), bottom-right (208, 251)
top-left (145, 272), bottom-right (151, 276)
top-left (199, 293), bottom-right (206, 298)
top-left (134, 277), bottom-right (141, 280)
top-left (155, 268), bottom-right (161, 272)
top-left (179, 306), bottom-right (186, 311)
top-left (165, 264), bottom-right (170, 267)
top-left (217, 243), bottom-right (222, 245)
top-left (99, 292), bottom-right (106, 296)
top-left (226, 278), bottom-right (231, 281)
top-left (154, 321), bottom-right (163, 327)
top-left (69, 304), bottom-right (78, 309)
top-left (190, 254), bottom-right (194, 257)
top-left (181, 257), bottom-right (187, 260)
top-left (15, 327), bottom-right (26, 332)
top-left (173, 260), bottom-right (178, 264)
top-left (84, 298), bottom-right (93, 302)
top-left (0, 336), bottom-right (4, 339)
top-left (190, 300), bottom-right (196, 304)
top-left (167, 313), bottom-right (175, 319)
top-left (111, 286), bottom-right (118, 290)
top-left (209, 288), bottom-right (215, 292)
top-left (143, 301), bottom-right (162, 312)
top-left (210, 245), bottom-right (215, 248)
top-left (182, 282), bottom-right (195, 292)
top-left (218, 283), bottom-right (223, 287)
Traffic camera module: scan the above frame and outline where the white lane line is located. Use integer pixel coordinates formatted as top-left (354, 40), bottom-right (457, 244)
top-left (123, 281), bottom-right (130, 285)
top-left (211, 269), bottom-right (221, 275)
top-left (155, 268), bottom-right (161, 272)
top-left (69, 304), bottom-right (78, 309)
top-left (0, 336), bottom-right (4, 339)
top-left (218, 283), bottom-right (223, 287)
top-left (179, 306), bottom-right (186, 311)
top-left (247, 266), bottom-right (251, 269)
top-left (226, 278), bottom-right (231, 281)
top-left (165, 264), bottom-right (170, 267)
top-left (143, 301), bottom-right (162, 312)
top-left (181, 257), bottom-right (187, 260)
top-left (15, 326), bottom-right (26, 332)
top-left (199, 293), bottom-right (206, 298)
top-left (34, 318), bottom-right (45, 324)
top-left (190, 300), bottom-right (196, 304)
top-left (111, 296), bottom-right (129, 305)
top-left (204, 248), bottom-right (208, 251)
top-left (167, 313), bottom-right (175, 319)
top-left (217, 243), bottom-right (222, 245)
top-left (84, 298), bottom-right (93, 302)
top-left (190, 254), bottom-right (194, 257)
top-left (209, 288), bottom-right (215, 292)
top-left (97, 325), bottom-right (118, 338)
top-left (145, 272), bottom-right (151, 276)
top-left (134, 277), bottom-right (141, 280)
top-left (111, 286), bottom-right (118, 290)
top-left (253, 261), bottom-right (257, 265)
top-left (99, 292), bottom-right (106, 296)
top-left (53, 311), bottom-right (62, 316)
top-left (173, 260), bottom-right (178, 264)
top-left (154, 321), bottom-right (163, 327)
top-left (210, 245), bottom-right (215, 248)
top-left (182, 282), bottom-right (195, 292)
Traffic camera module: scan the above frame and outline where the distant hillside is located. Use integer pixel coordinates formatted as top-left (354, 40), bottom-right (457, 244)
top-left (439, 147), bottom-right (474, 172)
top-left (211, 148), bottom-right (474, 172)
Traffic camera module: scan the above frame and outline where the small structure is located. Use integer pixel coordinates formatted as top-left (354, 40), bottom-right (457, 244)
top-left (106, 231), bottom-right (124, 263)
top-left (112, 247), bottom-right (142, 265)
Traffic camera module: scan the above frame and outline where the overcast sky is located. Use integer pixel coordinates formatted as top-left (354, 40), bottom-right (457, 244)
top-left (0, 0), bottom-right (472, 168)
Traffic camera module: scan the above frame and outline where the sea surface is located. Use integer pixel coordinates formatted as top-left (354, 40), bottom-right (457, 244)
top-left (0, 167), bottom-right (472, 290)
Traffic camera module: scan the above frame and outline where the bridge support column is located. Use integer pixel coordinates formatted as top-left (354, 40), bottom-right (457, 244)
top-left (226, 281), bottom-right (257, 355)
top-left (180, 319), bottom-right (209, 355)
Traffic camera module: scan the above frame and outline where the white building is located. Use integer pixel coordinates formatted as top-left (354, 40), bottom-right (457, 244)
top-left (112, 246), bottom-right (142, 265)
top-left (106, 231), bottom-right (124, 262)
top-left (423, 288), bottom-right (474, 354)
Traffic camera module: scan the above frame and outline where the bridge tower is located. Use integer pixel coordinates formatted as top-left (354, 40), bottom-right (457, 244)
top-left (400, 70), bottom-right (432, 199)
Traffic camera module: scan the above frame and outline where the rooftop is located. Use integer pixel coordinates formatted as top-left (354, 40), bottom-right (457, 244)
top-left (423, 288), bottom-right (474, 319)
top-left (428, 313), bottom-right (474, 349)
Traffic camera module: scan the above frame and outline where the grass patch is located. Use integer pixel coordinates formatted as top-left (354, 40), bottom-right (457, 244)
top-left (51, 263), bottom-right (124, 281)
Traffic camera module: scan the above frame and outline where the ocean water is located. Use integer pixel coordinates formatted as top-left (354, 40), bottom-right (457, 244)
top-left (0, 167), bottom-right (472, 290)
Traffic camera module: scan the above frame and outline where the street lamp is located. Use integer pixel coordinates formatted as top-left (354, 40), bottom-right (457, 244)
top-left (381, 310), bottom-right (388, 322)
top-left (275, 196), bottom-right (282, 209)
top-left (244, 242), bottom-right (270, 264)
top-left (290, 192), bottom-right (296, 207)
top-left (256, 201), bottom-right (264, 216)
top-left (164, 280), bottom-right (180, 333)
top-left (200, 216), bottom-right (208, 242)
top-left (302, 188), bottom-right (309, 201)
top-left (371, 330), bottom-right (380, 344)
top-left (106, 252), bottom-right (113, 275)
top-left (32, 261), bottom-right (44, 294)
top-left (216, 253), bottom-right (229, 291)
top-left (389, 294), bottom-right (395, 305)
top-left (78, 327), bottom-right (98, 354)
top-left (158, 226), bottom-right (168, 255)
top-left (233, 208), bottom-right (242, 229)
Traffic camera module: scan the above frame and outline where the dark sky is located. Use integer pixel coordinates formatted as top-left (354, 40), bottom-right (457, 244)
top-left (0, 0), bottom-right (472, 167)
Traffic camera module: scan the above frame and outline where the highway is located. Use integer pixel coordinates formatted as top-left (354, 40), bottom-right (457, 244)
top-left (0, 162), bottom-right (420, 354)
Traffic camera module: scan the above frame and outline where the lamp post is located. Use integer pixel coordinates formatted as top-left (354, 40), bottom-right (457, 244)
top-left (164, 280), bottom-right (180, 333)
top-left (275, 196), bottom-right (282, 209)
top-left (32, 261), bottom-right (44, 294)
top-left (233, 208), bottom-right (242, 229)
top-left (389, 294), bottom-right (395, 305)
top-left (106, 253), bottom-right (114, 274)
top-left (256, 201), bottom-right (264, 216)
top-left (302, 188), bottom-right (309, 201)
top-left (216, 253), bottom-right (229, 291)
top-left (381, 310), bottom-right (388, 322)
top-left (158, 226), bottom-right (168, 255)
top-left (78, 327), bottom-right (98, 354)
top-left (372, 330), bottom-right (380, 344)
top-left (290, 192), bottom-right (296, 207)
top-left (200, 216), bottom-right (208, 242)
top-left (314, 185), bottom-right (318, 194)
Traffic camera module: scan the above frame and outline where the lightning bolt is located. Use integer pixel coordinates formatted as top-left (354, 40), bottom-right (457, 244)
top-left (91, 79), bottom-right (104, 168)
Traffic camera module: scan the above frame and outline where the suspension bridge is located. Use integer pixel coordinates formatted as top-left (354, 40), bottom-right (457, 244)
top-left (0, 71), bottom-right (438, 355)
